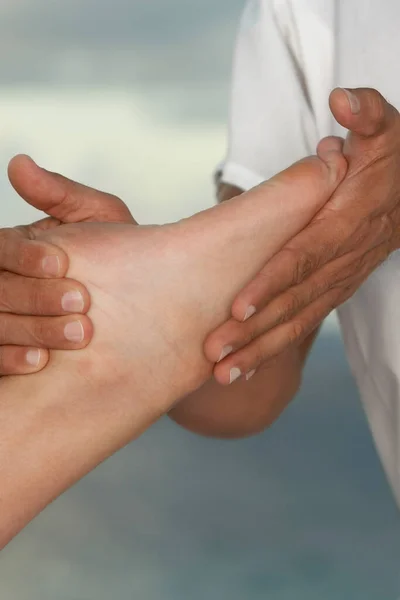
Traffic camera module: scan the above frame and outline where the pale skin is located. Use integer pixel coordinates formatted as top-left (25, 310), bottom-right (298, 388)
top-left (0, 144), bottom-right (346, 549)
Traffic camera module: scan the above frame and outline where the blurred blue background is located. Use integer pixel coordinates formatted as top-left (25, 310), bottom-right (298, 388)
top-left (0, 1), bottom-right (399, 598)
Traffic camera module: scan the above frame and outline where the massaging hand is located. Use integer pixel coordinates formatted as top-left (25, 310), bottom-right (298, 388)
top-left (0, 156), bottom-right (135, 375)
top-left (207, 88), bottom-right (400, 383)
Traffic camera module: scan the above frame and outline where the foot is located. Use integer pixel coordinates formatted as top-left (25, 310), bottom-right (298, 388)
top-left (33, 147), bottom-right (346, 412)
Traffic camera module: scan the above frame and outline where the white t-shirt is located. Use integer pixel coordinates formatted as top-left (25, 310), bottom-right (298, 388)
top-left (222, 0), bottom-right (400, 507)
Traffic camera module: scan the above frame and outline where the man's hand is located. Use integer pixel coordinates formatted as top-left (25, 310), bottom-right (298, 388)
top-left (206, 88), bottom-right (400, 383)
top-left (0, 155), bottom-right (135, 375)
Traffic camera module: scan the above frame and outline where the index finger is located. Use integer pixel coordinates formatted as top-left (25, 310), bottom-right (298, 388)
top-left (0, 228), bottom-right (69, 278)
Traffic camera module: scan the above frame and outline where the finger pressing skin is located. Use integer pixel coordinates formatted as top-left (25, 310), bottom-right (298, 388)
top-left (212, 285), bottom-right (350, 386)
top-left (206, 281), bottom-right (342, 372)
top-left (205, 228), bottom-right (389, 364)
top-left (229, 223), bottom-right (341, 322)
top-left (230, 209), bottom-right (376, 322)
top-left (0, 272), bottom-right (90, 316)
top-left (317, 136), bottom-right (345, 162)
top-left (0, 228), bottom-right (69, 278)
top-left (0, 346), bottom-right (49, 376)
top-left (0, 313), bottom-right (93, 349)
top-left (329, 87), bottom-right (399, 139)
top-left (255, 233), bottom-right (389, 331)
top-left (315, 136), bottom-right (348, 186)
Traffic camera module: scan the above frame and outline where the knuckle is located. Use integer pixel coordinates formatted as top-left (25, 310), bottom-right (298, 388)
top-left (379, 213), bottom-right (395, 241)
top-left (275, 291), bottom-right (302, 325)
top-left (280, 246), bottom-right (316, 285)
top-left (287, 320), bottom-right (306, 345)
top-left (15, 241), bottom-right (40, 272)
top-left (0, 349), bottom-right (6, 373)
top-left (94, 193), bottom-right (131, 223)
top-left (32, 319), bottom-right (52, 345)
top-left (0, 313), bottom-right (10, 342)
top-left (29, 281), bottom-right (51, 315)
top-left (326, 153), bottom-right (347, 187)
top-left (0, 275), bottom-right (12, 311)
top-left (294, 250), bottom-right (316, 284)
top-left (58, 181), bottom-right (81, 214)
top-left (0, 275), bottom-right (51, 315)
top-left (370, 92), bottom-right (386, 124)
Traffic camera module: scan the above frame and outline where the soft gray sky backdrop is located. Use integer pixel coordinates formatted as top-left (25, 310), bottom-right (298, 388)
top-left (0, 0), bottom-right (244, 228)
top-left (0, 0), bottom-right (243, 120)
top-left (1, 2), bottom-right (400, 599)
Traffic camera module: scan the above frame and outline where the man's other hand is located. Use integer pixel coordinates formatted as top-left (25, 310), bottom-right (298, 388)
top-left (0, 155), bottom-right (135, 375)
top-left (206, 88), bottom-right (400, 383)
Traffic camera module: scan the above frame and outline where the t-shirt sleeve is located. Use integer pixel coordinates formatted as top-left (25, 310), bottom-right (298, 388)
top-left (221, 0), bottom-right (319, 191)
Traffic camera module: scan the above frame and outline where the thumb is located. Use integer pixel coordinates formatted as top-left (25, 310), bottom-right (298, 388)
top-left (8, 155), bottom-right (136, 225)
top-left (329, 87), bottom-right (400, 142)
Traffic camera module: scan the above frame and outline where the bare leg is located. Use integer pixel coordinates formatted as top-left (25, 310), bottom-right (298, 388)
top-left (0, 150), bottom-right (346, 546)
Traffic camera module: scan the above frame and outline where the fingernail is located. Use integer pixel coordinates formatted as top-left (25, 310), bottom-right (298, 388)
top-left (62, 291), bottom-right (85, 313)
top-left (243, 305), bottom-right (257, 322)
top-left (229, 367), bottom-right (242, 384)
top-left (218, 345), bottom-right (233, 363)
top-left (64, 320), bottom-right (84, 343)
top-left (26, 349), bottom-right (41, 367)
top-left (343, 89), bottom-right (361, 115)
top-left (245, 369), bottom-right (257, 381)
top-left (42, 255), bottom-right (61, 277)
